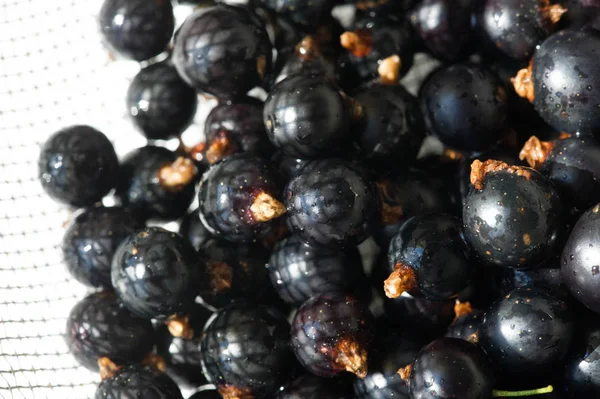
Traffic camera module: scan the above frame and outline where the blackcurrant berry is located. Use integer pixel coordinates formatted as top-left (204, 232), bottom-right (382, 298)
top-left (197, 153), bottom-right (286, 242)
top-left (173, 5), bottom-right (273, 99)
top-left (275, 373), bottom-right (347, 399)
top-left (111, 227), bottom-right (200, 320)
top-left (116, 146), bottom-right (198, 221)
top-left (179, 209), bottom-right (213, 251)
top-left (463, 160), bottom-right (564, 268)
top-left (201, 304), bottom-right (294, 398)
top-left (290, 294), bottom-right (375, 379)
top-left (285, 158), bottom-right (380, 248)
top-left (563, 318), bottom-right (600, 397)
top-left (38, 125), bottom-right (118, 207)
top-left (99, 0), bottom-right (174, 61)
top-left (95, 364), bottom-right (183, 399)
top-left (62, 206), bottom-right (144, 289)
top-left (66, 291), bottom-right (154, 372)
top-left (126, 60), bottom-right (198, 141)
top-left (258, 0), bottom-right (335, 27)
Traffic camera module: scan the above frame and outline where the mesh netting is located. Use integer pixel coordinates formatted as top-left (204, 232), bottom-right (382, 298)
top-left (0, 1), bottom-right (440, 397)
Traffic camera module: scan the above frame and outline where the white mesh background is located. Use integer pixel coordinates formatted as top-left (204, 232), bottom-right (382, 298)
top-left (0, 1), bottom-right (440, 397)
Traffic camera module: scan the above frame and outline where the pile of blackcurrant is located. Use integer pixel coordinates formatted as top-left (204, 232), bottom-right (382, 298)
top-left (38, 0), bottom-right (600, 398)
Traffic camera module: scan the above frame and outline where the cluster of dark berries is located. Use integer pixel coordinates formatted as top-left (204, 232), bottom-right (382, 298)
top-left (37, 0), bottom-right (600, 398)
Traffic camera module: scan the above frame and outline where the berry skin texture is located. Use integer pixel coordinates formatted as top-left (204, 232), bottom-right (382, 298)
top-left (563, 319), bottom-right (600, 397)
top-left (420, 64), bottom-right (509, 153)
top-left (179, 209), bottom-right (213, 251)
top-left (173, 5), bottom-right (273, 99)
top-left (126, 61), bottom-right (198, 141)
top-left (66, 292), bottom-right (155, 372)
top-left (445, 310), bottom-right (483, 341)
top-left (290, 294), bottom-right (375, 379)
top-left (275, 373), bottom-right (347, 399)
top-left (463, 160), bottom-right (564, 268)
top-left (200, 304), bottom-right (293, 397)
top-left (285, 159), bottom-right (381, 248)
top-left (353, 84), bottom-right (426, 170)
top-left (476, 0), bottom-right (566, 61)
top-left (479, 286), bottom-right (574, 375)
top-left (532, 29), bottom-right (600, 136)
top-left (263, 73), bottom-right (356, 159)
top-left (62, 206), bottom-right (144, 289)
top-left (385, 213), bottom-right (472, 301)
top-left (267, 235), bottom-right (367, 306)
top-left (38, 125), bottom-right (118, 207)
top-left (258, 0), bottom-right (335, 27)
top-left (198, 239), bottom-right (271, 308)
top-left (198, 153), bottom-right (285, 242)
top-left (408, 338), bottom-right (495, 399)
top-left (116, 146), bottom-right (198, 221)
top-left (409, 0), bottom-right (475, 62)
top-left (111, 227), bottom-right (200, 320)
top-left (561, 204), bottom-right (600, 314)
top-left (95, 364), bottom-right (183, 399)
top-left (99, 0), bottom-right (174, 62)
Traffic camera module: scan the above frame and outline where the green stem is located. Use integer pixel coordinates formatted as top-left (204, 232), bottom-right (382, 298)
top-left (492, 385), bottom-right (553, 397)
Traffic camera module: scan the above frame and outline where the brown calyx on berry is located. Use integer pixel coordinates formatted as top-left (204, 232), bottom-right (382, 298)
top-left (340, 29), bottom-right (374, 57)
top-left (207, 260), bottom-right (234, 293)
top-left (334, 336), bottom-right (369, 379)
top-left (384, 262), bottom-right (417, 299)
top-left (98, 357), bottom-right (121, 381)
top-left (467, 330), bottom-right (480, 344)
top-left (166, 314), bottom-right (194, 340)
top-left (377, 55), bottom-right (402, 85)
top-left (376, 181), bottom-right (404, 225)
top-left (206, 131), bottom-right (237, 165)
top-left (511, 60), bottom-right (534, 102)
top-left (397, 364), bottom-right (412, 381)
top-left (470, 159), bottom-right (532, 191)
top-left (295, 35), bottom-right (320, 61)
top-left (158, 156), bottom-right (197, 192)
top-left (453, 300), bottom-right (473, 322)
top-left (540, 0), bottom-right (568, 26)
top-left (218, 385), bottom-right (255, 399)
top-left (519, 136), bottom-right (554, 169)
top-left (250, 191), bottom-right (287, 222)
top-left (142, 353), bottom-right (167, 373)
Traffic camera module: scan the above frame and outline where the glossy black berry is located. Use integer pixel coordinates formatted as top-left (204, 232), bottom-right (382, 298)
top-left (479, 286), bottom-right (574, 375)
top-left (126, 61), bottom-right (198, 141)
top-left (111, 227), bottom-right (200, 320)
top-left (475, 0), bottom-right (566, 61)
top-left (407, 338), bottom-right (495, 399)
top-left (290, 294), bottom-right (375, 378)
top-left (66, 292), bottom-right (155, 371)
top-left (201, 304), bottom-right (293, 397)
top-left (527, 136), bottom-right (600, 214)
top-left (445, 310), bottom-right (483, 341)
top-left (563, 318), bottom-right (600, 397)
top-left (463, 160), bottom-right (564, 268)
top-left (409, 0), bottom-right (475, 62)
top-left (267, 235), bottom-right (367, 306)
top-left (198, 239), bottom-right (270, 308)
top-left (340, 14), bottom-right (414, 85)
top-left (179, 209), bottom-right (213, 251)
top-left (271, 151), bottom-right (310, 186)
top-left (188, 390), bottom-right (223, 399)
top-left (99, 0), bottom-right (174, 61)
top-left (385, 213), bottom-right (472, 301)
top-left (561, 204), bottom-right (600, 314)
top-left (38, 125), bottom-right (118, 207)
top-left (95, 364), bottom-right (183, 399)
top-left (285, 159), bottom-right (380, 248)
top-left (198, 153), bottom-right (286, 242)
top-left (353, 331), bottom-right (424, 399)
top-left (502, 267), bottom-right (566, 297)
top-left (373, 172), bottom-right (454, 249)
top-left (258, 0), bottom-right (335, 27)
top-left (353, 83), bottom-right (426, 170)
top-left (202, 96), bottom-right (273, 165)
top-left (263, 73), bottom-right (357, 159)
top-left (62, 206), bottom-right (144, 289)
top-left (420, 64), bottom-right (509, 153)
top-left (156, 305), bottom-right (212, 388)
top-left (173, 5), bottom-right (273, 99)
top-left (530, 29), bottom-right (600, 136)
top-left (116, 146), bottom-right (198, 221)
top-left (275, 373), bottom-right (347, 399)
top-left (383, 294), bottom-right (455, 337)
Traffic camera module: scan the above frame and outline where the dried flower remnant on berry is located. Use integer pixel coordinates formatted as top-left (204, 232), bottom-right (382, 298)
top-left (334, 337), bottom-right (369, 378)
top-left (166, 314), bottom-right (194, 340)
top-left (158, 157), bottom-right (197, 192)
top-left (519, 136), bottom-right (554, 169)
top-left (377, 55), bottom-right (402, 86)
top-left (340, 29), bottom-right (374, 57)
top-left (470, 159), bottom-right (532, 190)
top-left (250, 191), bottom-right (286, 222)
top-left (511, 61), bottom-right (534, 102)
top-left (384, 263), bottom-right (417, 298)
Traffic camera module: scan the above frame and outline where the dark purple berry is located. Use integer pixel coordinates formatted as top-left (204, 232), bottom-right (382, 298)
top-left (179, 209), bottom-right (213, 251)
top-left (95, 364), bottom-right (183, 399)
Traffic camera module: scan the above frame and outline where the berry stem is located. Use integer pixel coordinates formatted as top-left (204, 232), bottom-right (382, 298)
top-left (383, 263), bottom-right (417, 298)
top-left (492, 385), bottom-right (553, 397)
